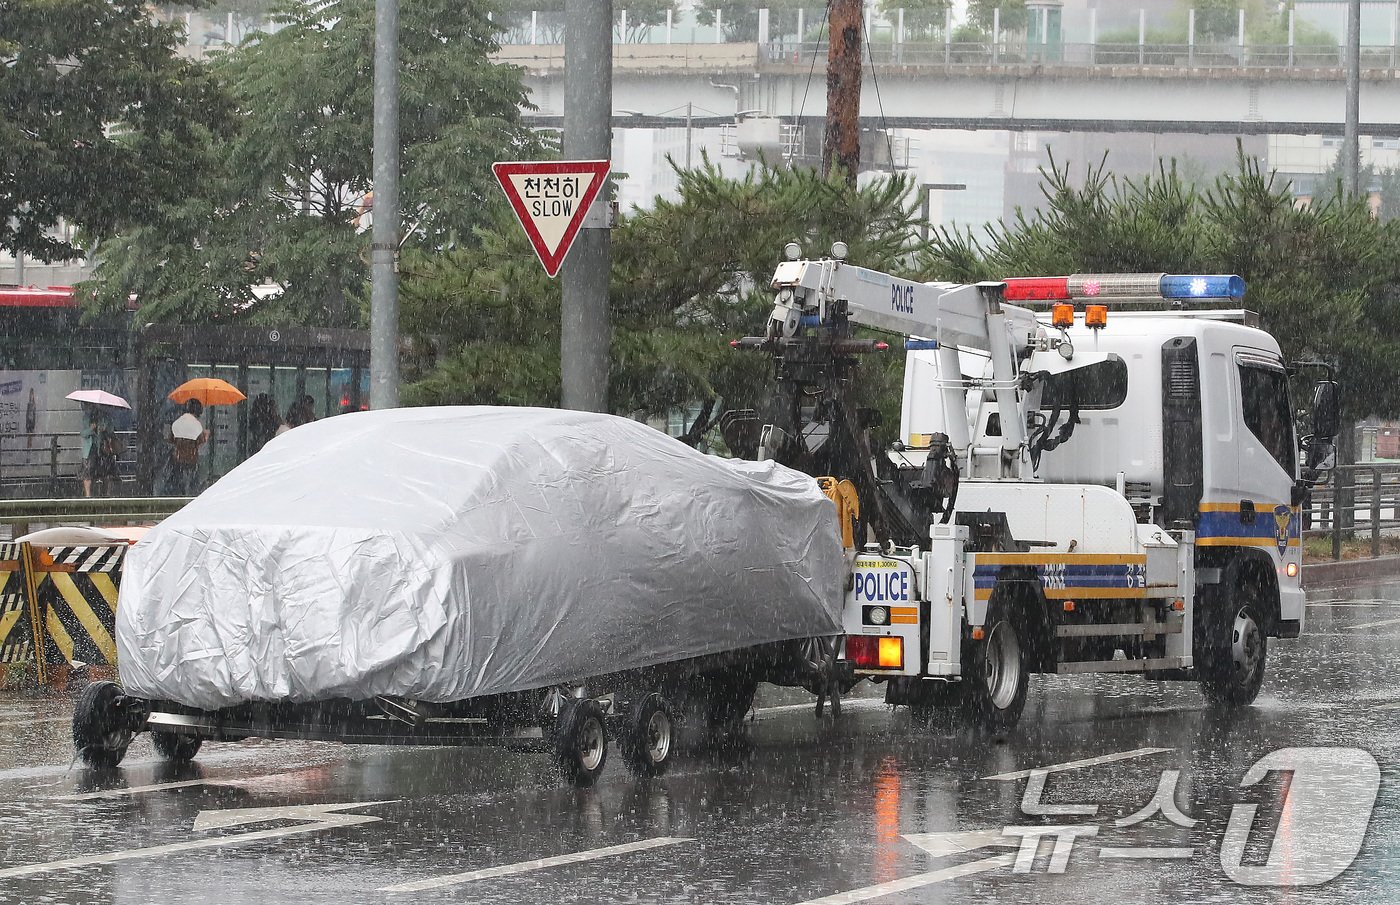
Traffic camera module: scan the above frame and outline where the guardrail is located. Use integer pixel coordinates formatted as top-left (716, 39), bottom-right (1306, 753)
top-left (1302, 464), bottom-right (1400, 561)
top-left (776, 39), bottom-right (1400, 71)
top-left (0, 497), bottom-right (192, 540)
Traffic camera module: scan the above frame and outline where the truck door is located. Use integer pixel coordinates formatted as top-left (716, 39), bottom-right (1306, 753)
top-left (1231, 350), bottom-right (1298, 554)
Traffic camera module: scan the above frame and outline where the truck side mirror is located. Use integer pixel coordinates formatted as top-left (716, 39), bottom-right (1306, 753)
top-left (1312, 380), bottom-right (1340, 440)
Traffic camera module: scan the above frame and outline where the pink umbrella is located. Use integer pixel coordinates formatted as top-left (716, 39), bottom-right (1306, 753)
top-left (66, 389), bottom-right (131, 410)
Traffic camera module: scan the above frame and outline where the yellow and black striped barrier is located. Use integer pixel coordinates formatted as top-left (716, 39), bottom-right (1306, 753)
top-left (0, 541), bottom-right (126, 687)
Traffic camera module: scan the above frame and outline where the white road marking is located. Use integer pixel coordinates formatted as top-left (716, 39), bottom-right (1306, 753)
top-left (55, 772), bottom-right (288, 801)
top-left (1351, 616), bottom-right (1400, 630)
top-left (0, 801), bottom-right (388, 879)
top-left (983, 747), bottom-right (1172, 781)
top-left (791, 853), bottom-right (1017, 905)
top-left (1098, 847), bottom-right (1195, 860)
top-left (379, 836), bottom-right (693, 893)
top-left (902, 829), bottom-right (1015, 858)
top-left (1374, 701), bottom-right (1400, 711)
top-left (1307, 600), bottom-right (1398, 608)
top-left (751, 698), bottom-right (887, 719)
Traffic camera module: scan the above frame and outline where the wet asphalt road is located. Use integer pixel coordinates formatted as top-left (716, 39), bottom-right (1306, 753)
top-left (1, 577), bottom-right (1398, 905)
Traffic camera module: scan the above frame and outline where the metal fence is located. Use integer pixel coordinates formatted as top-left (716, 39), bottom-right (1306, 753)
top-left (0, 431), bottom-right (138, 500)
top-left (0, 497), bottom-right (190, 541)
top-left (1303, 464), bottom-right (1400, 561)
top-left (772, 39), bottom-right (1399, 71)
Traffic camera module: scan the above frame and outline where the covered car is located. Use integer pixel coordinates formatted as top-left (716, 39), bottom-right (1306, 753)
top-left (116, 406), bottom-right (845, 710)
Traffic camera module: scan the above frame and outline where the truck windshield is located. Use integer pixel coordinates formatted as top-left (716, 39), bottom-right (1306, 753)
top-left (1040, 356), bottom-right (1128, 410)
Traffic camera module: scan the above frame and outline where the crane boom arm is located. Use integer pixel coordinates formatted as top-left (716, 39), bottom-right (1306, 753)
top-left (766, 259), bottom-right (1039, 353)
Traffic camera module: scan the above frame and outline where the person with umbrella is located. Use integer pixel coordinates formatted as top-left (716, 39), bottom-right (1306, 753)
top-left (167, 400), bottom-right (209, 496)
top-left (66, 389), bottom-right (131, 498)
top-left (165, 377), bottom-right (244, 495)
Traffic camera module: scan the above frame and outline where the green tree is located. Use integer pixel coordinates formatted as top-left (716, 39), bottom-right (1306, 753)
top-left (968, 0), bottom-right (1026, 34)
top-left (879, 0), bottom-right (952, 40)
top-left (0, 0), bottom-right (231, 262)
top-left (403, 159), bottom-right (923, 443)
top-left (922, 149), bottom-right (1400, 421)
top-left (86, 0), bottom-right (540, 328)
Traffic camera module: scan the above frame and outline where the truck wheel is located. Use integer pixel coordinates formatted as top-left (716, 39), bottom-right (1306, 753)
top-left (555, 699), bottom-right (609, 787)
top-left (1198, 580), bottom-right (1268, 707)
top-left (151, 730), bottom-right (203, 762)
top-left (72, 681), bottom-right (132, 768)
top-left (620, 693), bottom-right (675, 778)
top-left (960, 596), bottom-right (1029, 734)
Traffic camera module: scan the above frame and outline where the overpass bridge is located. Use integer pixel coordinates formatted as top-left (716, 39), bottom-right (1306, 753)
top-left (499, 40), bottom-right (1400, 137)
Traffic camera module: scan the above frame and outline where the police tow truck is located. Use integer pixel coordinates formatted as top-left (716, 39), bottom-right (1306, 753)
top-left (731, 245), bottom-right (1339, 732)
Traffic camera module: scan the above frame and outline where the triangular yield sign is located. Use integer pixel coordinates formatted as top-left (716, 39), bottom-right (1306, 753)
top-left (493, 160), bottom-right (611, 278)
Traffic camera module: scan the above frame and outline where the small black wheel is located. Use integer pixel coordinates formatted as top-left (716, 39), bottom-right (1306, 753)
top-left (959, 593), bottom-right (1030, 734)
top-left (72, 681), bottom-right (132, 768)
top-left (151, 730), bottom-right (203, 762)
top-left (1198, 580), bottom-right (1268, 707)
top-left (620, 693), bottom-right (675, 778)
top-left (555, 699), bottom-right (609, 787)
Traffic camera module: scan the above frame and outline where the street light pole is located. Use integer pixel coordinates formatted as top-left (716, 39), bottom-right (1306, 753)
top-left (1343, 0), bottom-right (1361, 199)
top-left (369, 0), bottom-right (400, 409)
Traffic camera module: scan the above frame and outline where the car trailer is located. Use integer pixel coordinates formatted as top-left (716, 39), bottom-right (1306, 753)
top-left (72, 639), bottom-right (847, 786)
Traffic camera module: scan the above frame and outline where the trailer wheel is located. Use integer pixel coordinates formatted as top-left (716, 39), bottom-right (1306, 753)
top-left (151, 730), bottom-right (203, 762)
top-left (72, 681), bottom-right (133, 768)
top-left (1198, 578), bottom-right (1268, 707)
top-left (960, 595), bottom-right (1029, 734)
top-left (621, 694), bottom-right (675, 778)
top-left (555, 699), bottom-right (609, 787)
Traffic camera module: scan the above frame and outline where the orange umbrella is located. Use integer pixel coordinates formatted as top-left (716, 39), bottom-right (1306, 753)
top-left (168, 377), bottom-right (246, 406)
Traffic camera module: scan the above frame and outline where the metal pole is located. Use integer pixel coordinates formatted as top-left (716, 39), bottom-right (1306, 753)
top-left (1188, 8), bottom-right (1195, 67)
top-left (369, 0), bottom-right (400, 410)
top-left (562, 0), bottom-right (612, 413)
top-left (1344, 0), bottom-right (1361, 198)
top-left (685, 101), bottom-right (693, 170)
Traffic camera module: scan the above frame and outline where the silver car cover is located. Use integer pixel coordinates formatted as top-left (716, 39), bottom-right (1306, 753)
top-left (116, 406), bottom-right (844, 709)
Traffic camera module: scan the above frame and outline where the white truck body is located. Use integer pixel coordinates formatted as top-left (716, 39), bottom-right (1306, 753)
top-left (755, 257), bottom-right (1332, 724)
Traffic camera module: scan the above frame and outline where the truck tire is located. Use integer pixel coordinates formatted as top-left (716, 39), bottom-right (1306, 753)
top-left (151, 730), bottom-right (203, 762)
top-left (620, 693), bottom-right (675, 778)
top-left (72, 681), bottom-right (132, 768)
top-left (959, 594), bottom-right (1029, 734)
top-left (1197, 576), bottom-right (1268, 707)
top-left (554, 699), bottom-right (609, 787)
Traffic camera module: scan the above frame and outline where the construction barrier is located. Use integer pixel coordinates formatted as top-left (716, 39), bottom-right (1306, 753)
top-left (0, 541), bottom-right (126, 688)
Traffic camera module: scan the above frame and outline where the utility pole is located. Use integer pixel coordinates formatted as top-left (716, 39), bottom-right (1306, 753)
top-left (369, 0), bottom-right (400, 409)
top-left (561, 0), bottom-right (612, 413)
top-left (823, 0), bottom-right (863, 185)
top-left (1343, 0), bottom-right (1362, 198)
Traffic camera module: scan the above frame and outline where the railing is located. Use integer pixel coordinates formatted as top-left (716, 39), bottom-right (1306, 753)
top-left (0, 497), bottom-right (191, 540)
top-left (773, 39), bottom-right (1398, 72)
top-left (0, 431), bottom-right (138, 500)
top-left (1302, 464), bottom-right (1400, 561)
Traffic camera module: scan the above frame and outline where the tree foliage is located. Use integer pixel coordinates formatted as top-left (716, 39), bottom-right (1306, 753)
top-left (403, 159), bottom-right (923, 441)
top-left (922, 149), bottom-right (1400, 420)
top-left (85, 0), bottom-right (539, 328)
top-left (0, 0), bottom-right (232, 261)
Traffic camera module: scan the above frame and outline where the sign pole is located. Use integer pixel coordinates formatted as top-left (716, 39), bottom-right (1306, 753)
top-left (369, 0), bottom-right (400, 410)
top-left (562, 0), bottom-right (612, 413)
